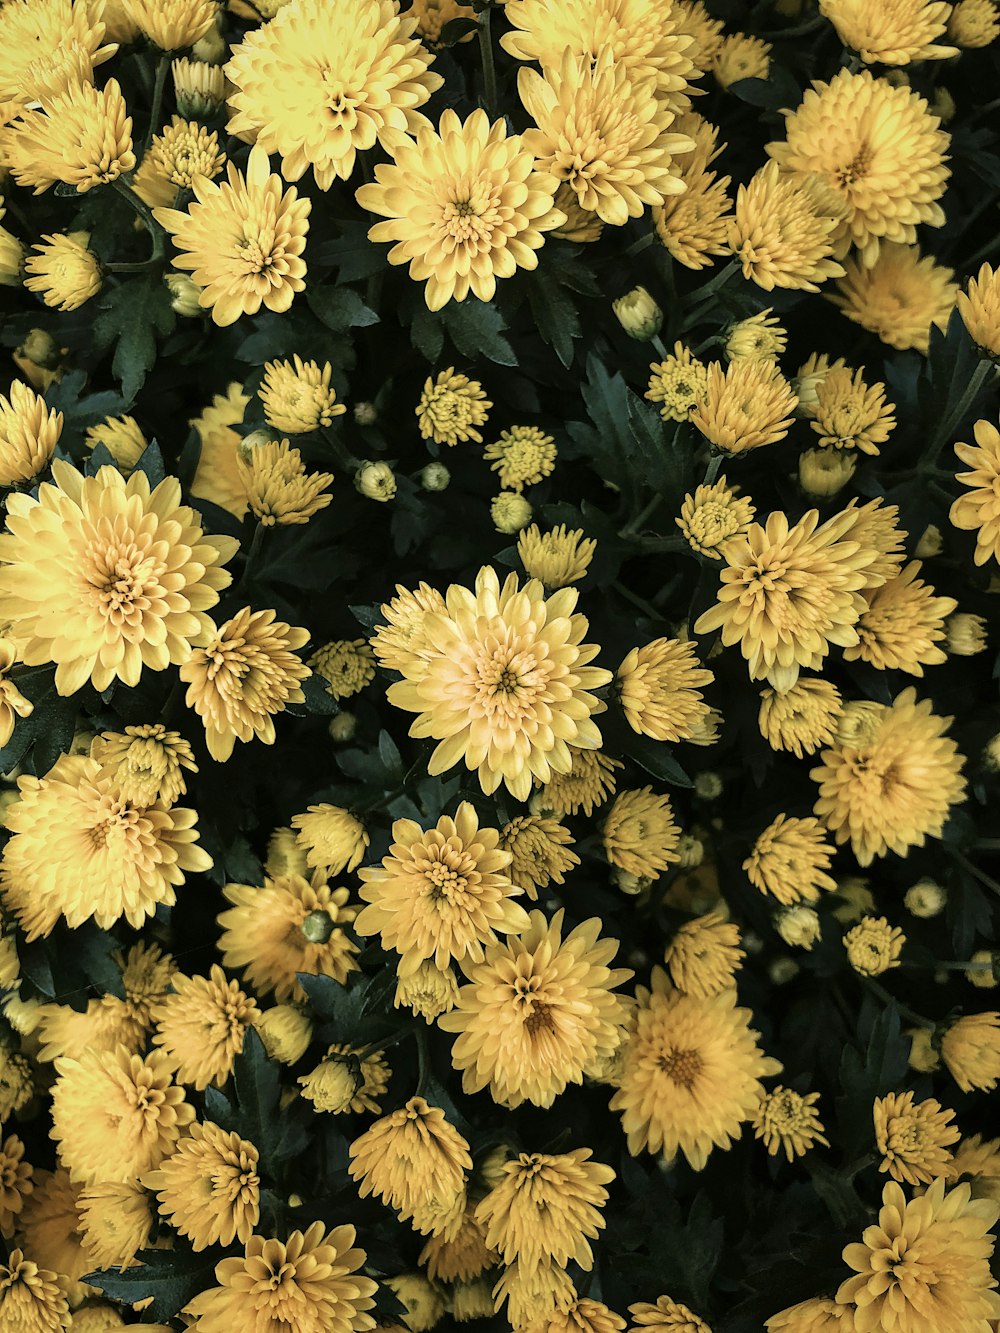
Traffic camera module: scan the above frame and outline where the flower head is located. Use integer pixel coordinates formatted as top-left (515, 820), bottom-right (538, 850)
top-left (949, 0), bottom-right (1000, 44)
top-left (152, 965), bottom-right (259, 1089)
top-left (744, 814), bottom-right (837, 905)
top-left (417, 369), bottom-right (491, 446)
top-left (604, 788), bottom-right (681, 879)
top-left (371, 581), bottom-right (447, 675)
top-left (484, 426), bottom-right (556, 491)
top-left (629, 1295), bottom-right (712, 1331)
top-left (292, 804), bottom-right (369, 874)
top-left (259, 355), bottom-right (346, 433)
top-left (758, 678), bottom-right (843, 758)
top-left (0, 381), bottom-right (61, 486)
top-left (830, 243), bottom-right (957, 354)
top-left (1, 79), bottom-right (134, 195)
top-left (78, 1179), bottom-right (152, 1269)
top-left (125, 0), bottom-right (218, 48)
top-left (845, 561), bottom-right (956, 674)
top-left (493, 491), bottom-right (532, 533)
top-left (665, 913), bottom-right (744, 997)
top-left (394, 960), bottom-right (460, 1022)
top-left (189, 382), bottom-right (249, 517)
top-left (143, 1120), bottom-right (259, 1251)
top-left (517, 524), bottom-right (596, 589)
top-left (818, 0), bottom-right (957, 64)
top-left (85, 414), bottom-right (148, 474)
top-left (951, 417), bottom-right (1000, 565)
top-left (616, 638), bottom-right (714, 743)
top-left (752, 1086), bottom-right (829, 1161)
top-left (729, 161), bottom-right (847, 292)
top-left (654, 169), bottom-right (733, 270)
top-left (941, 1012), bottom-right (1000, 1092)
top-left (498, 815), bottom-right (579, 899)
top-left (309, 639), bottom-right (375, 700)
top-left (536, 748), bottom-right (622, 818)
top-left (90, 724), bottom-right (197, 809)
top-left (646, 345), bottom-right (709, 422)
top-left (24, 233), bottom-right (101, 311)
top-left (0, 1250), bottom-right (68, 1332)
top-left (300, 1042), bottom-right (390, 1115)
top-left (237, 437), bottom-right (333, 527)
top-left (677, 477), bottom-right (754, 558)
top-left (874, 1091), bottom-right (958, 1186)
top-left (409, 0), bottom-right (475, 46)
top-left (0, 0), bottom-right (117, 117)
top-left (419, 1204), bottom-right (494, 1283)
top-left (172, 53), bottom-right (225, 116)
top-left (810, 366), bottom-right (896, 455)
top-left (691, 360), bottom-right (797, 455)
top-left (765, 1298), bottom-right (858, 1331)
top-left (713, 33), bottom-right (771, 87)
top-left (0, 1134), bottom-right (32, 1239)
top-left (132, 116), bottom-right (225, 207)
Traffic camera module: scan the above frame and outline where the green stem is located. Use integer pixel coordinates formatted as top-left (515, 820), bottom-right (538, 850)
top-left (355, 1029), bottom-right (412, 1061)
top-left (651, 334), bottom-right (668, 360)
top-left (613, 581), bottom-right (663, 623)
top-left (111, 177), bottom-right (167, 263)
top-left (239, 522), bottom-right (267, 589)
top-left (320, 427), bottom-right (361, 474)
top-left (637, 534), bottom-right (686, 553)
top-left (954, 850), bottom-right (1000, 900)
top-left (477, 8), bottom-right (498, 118)
top-left (619, 492), bottom-right (663, 538)
top-left (861, 976), bottom-right (935, 1030)
top-left (414, 1025), bottom-right (431, 1098)
top-left (623, 232), bottom-right (656, 259)
top-left (688, 259), bottom-right (739, 308)
top-left (703, 452), bottom-right (724, 486)
top-left (146, 53), bottom-right (171, 152)
top-left (928, 356), bottom-right (993, 460)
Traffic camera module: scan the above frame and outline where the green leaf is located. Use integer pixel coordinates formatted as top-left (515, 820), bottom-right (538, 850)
top-left (92, 275), bottom-right (175, 403)
top-left (526, 267), bottom-right (580, 369)
top-left (728, 65), bottom-right (801, 113)
top-left (228, 1027), bottom-right (306, 1164)
top-left (307, 286), bottom-right (379, 333)
top-left (86, 1247), bottom-right (219, 1321)
top-left (438, 15), bottom-right (480, 43)
top-left (134, 439), bottom-right (166, 487)
top-left (621, 731), bottom-right (694, 787)
top-left (300, 672), bottom-right (340, 715)
top-left (440, 300), bottom-right (517, 366)
top-left (411, 306), bottom-right (446, 363)
top-left (316, 220), bottom-right (386, 281)
top-left (836, 998), bottom-right (909, 1155)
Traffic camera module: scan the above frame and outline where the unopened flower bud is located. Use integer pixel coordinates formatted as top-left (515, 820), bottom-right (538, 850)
top-left (613, 286), bottom-right (663, 341)
top-left (694, 772), bottom-right (722, 801)
top-left (774, 905), bottom-right (821, 951)
top-left (165, 272), bottom-right (203, 317)
top-left (237, 428), bottom-right (274, 463)
top-left (354, 460), bottom-right (396, 501)
top-left (904, 879), bottom-right (947, 919)
top-left (612, 868), bottom-right (654, 896)
top-left (353, 401), bottom-right (378, 426)
top-left (906, 1026), bottom-right (940, 1073)
top-left (2, 993), bottom-right (41, 1036)
top-left (915, 524), bottom-right (943, 558)
top-left (931, 87), bottom-right (956, 122)
top-left (966, 949), bottom-right (1000, 989)
top-left (799, 447), bottom-right (856, 498)
top-left (257, 1005), bottom-right (313, 1064)
top-left (420, 461), bottom-right (450, 492)
top-left (491, 491), bottom-right (532, 533)
top-left (297, 1052), bottom-right (362, 1113)
top-left (327, 712), bottom-right (357, 744)
top-left (172, 56), bottom-right (225, 118)
top-left (769, 957), bottom-right (800, 985)
top-left (17, 328), bottom-right (60, 368)
top-left (945, 612), bottom-right (987, 656)
top-left (300, 910), bottom-right (335, 945)
top-left (982, 734), bottom-right (1000, 772)
top-left (675, 834), bottom-right (704, 869)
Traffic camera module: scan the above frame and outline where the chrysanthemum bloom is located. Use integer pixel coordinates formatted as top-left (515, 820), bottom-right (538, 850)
top-left (743, 815), bottom-right (836, 905)
top-left (810, 366), bottom-right (896, 456)
top-left (0, 381), bottom-right (61, 488)
top-left (676, 478), bottom-right (754, 560)
top-left (517, 525), bottom-right (597, 589)
top-left (349, 1097), bottom-right (471, 1235)
top-left (189, 382), bottom-right (249, 518)
top-left (799, 446), bottom-right (857, 500)
top-left (603, 788), bottom-right (681, 880)
top-left (179, 606), bottom-right (310, 761)
top-left (91, 724), bottom-right (197, 808)
top-left (665, 913), bottom-right (744, 998)
top-left (144, 1121), bottom-right (259, 1250)
top-left (0, 1134), bottom-right (32, 1239)
top-left (85, 414), bottom-right (148, 474)
top-left (764, 1297), bottom-right (858, 1331)
top-left (519, 49), bottom-right (694, 227)
top-left (356, 802), bottom-right (529, 976)
top-left (0, 208), bottom-right (24, 288)
top-left (409, 0), bottom-right (475, 46)
top-left (0, 1046), bottom-right (33, 1121)
top-left (874, 1091), bottom-right (958, 1187)
top-left (551, 184), bottom-right (605, 243)
top-left (387, 567), bottom-right (612, 801)
top-left (946, 612), bottom-right (988, 656)
top-left (1, 78), bottom-right (135, 195)
top-left (691, 359), bottom-right (797, 455)
top-left (493, 492), bottom-right (532, 534)
top-left (845, 561), bottom-right (956, 674)
top-left (23, 233), bottom-right (102, 312)
top-left (291, 804), bottom-right (369, 875)
top-left (838, 1176), bottom-right (1000, 1331)
top-left (758, 679), bottom-right (843, 758)
top-left (371, 581), bottom-right (447, 676)
top-left (725, 312), bottom-right (788, 363)
top-left (0, 1250), bottom-right (68, 1332)
top-left (132, 116), bottom-right (225, 209)
top-left (226, 0), bottom-right (441, 188)
top-left (125, 0), bottom-right (217, 48)
top-left (611, 969), bottom-right (781, 1167)
top-left (1, 754), bottom-right (211, 939)
top-left (259, 355), bottom-right (346, 434)
top-left (359, 108), bottom-right (563, 311)
top-left (420, 1205), bottom-right (495, 1285)
top-left (484, 427), bottom-right (557, 492)
top-left (300, 1042), bottom-right (390, 1115)
top-left (811, 687), bottom-right (967, 865)
top-left (775, 904), bottom-right (822, 951)
top-left (309, 639), bottom-right (375, 701)
top-left (257, 1004), bottom-right (312, 1065)
top-left (616, 638), bottom-right (714, 743)
top-left (185, 1222), bottom-right (379, 1332)
top-left (713, 32), bottom-right (771, 87)
top-left (948, 1133), bottom-right (1000, 1196)
top-left (14, 1169), bottom-right (90, 1307)
top-left (152, 965), bottom-right (259, 1089)
top-left (535, 748), bottom-right (623, 819)
top-left (0, 460), bottom-right (237, 694)
top-left (494, 1260), bottom-right (577, 1331)
top-left (154, 145), bottom-right (310, 327)
top-left (394, 960), bottom-right (460, 1022)
top-left (957, 262), bottom-right (1000, 361)
top-left (729, 162), bottom-right (846, 293)
top-left (629, 1295), bottom-right (712, 1331)
top-left (818, 0), bottom-right (956, 63)
top-left (0, 0), bottom-right (117, 117)
top-left (50, 1045), bottom-right (193, 1185)
top-left (646, 346), bottom-right (710, 421)
top-left (941, 1012), bottom-right (1000, 1092)
top-left (498, 815), bottom-right (579, 900)
top-left (766, 70), bottom-right (949, 268)
top-left (674, 0), bottom-right (726, 64)
top-left (417, 370), bottom-right (491, 446)
top-left (548, 1298), bottom-right (627, 1333)
top-left (752, 1086), bottom-right (829, 1162)
top-left (845, 496), bottom-right (908, 591)
top-left (77, 1179), bottom-right (151, 1269)
top-left (829, 244), bottom-right (957, 354)
top-left (236, 437), bottom-right (334, 527)
top-left (654, 170), bottom-right (734, 271)
top-left (952, 418), bottom-right (1000, 565)
top-left (949, 0), bottom-right (1000, 45)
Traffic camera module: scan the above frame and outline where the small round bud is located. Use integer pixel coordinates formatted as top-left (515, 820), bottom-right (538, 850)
top-left (966, 949), bottom-right (1000, 989)
top-left (769, 957), bottom-right (800, 986)
top-left (693, 772), bottom-right (722, 801)
top-left (914, 524), bottom-right (943, 559)
top-left (742, 929), bottom-right (764, 955)
top-left (257, 1005), bottom-right (313, 1064)
top-left (18, 328), bottom-right (60, 368)
top-left (420, 461), bottom-right (450, 492)
top-left (774, 905), bottom-right (821, 951)
top-left (300, 910), bottom-right (335, 945)
top-left (931, 87), bottom-right (956, 122)
top-left (288, 1193), bottom-right (304, 1208)
top-left (982, 734), bottom-right (1000, 773)
top-left (613, 286), bottom-right (663, 341)
top-left (353, 401), bottom-right (377, 426)
top-left (328, 712), bottom-right (357, 744)
top-left (612, 868), bottom-right (653, 897)
top-left (237, 428), bottom-right (275, 462)
top-left (491, 491), bottom-right (532, 534)
top-left (906, 1026), bottom-right (940, 1073)
top-left (165, 272), bottom-right (203, 317)
top-left (945, 612), bottom-right (987, 656)
top-left (675, 834), bottom-right (704, 869)
top-left (904, 878), bottom-right (947, 919)
top-left (297, 1053), bottom-right (362, 1113)
top-left (799, 447), bottom-right (856, 498)
top-left (354, 460), bottom-right (396, 502)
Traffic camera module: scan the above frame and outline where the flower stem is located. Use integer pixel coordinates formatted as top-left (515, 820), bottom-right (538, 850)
top-left (703, 452), bottom-right (724, 486)
top-left (111, 177), bottom-right (167, 263)
top-left (613, 581), bottom-right (663, 623)
top-left (860, 976), bottom-right (935, 1029)
top-left (477, 8), bottom-right (498, 118)
top-left (619, 492), bottom-right (663, 538)
top-left (954, 850), bottom-right (1000, 899)
top-left (623, 232), bottom-right (656, 259)
top-left (414, 1025), bottom-right (431, 1098)
top-left (239, 522), bottom-right (267, 590)
top-left (688, 259), bottom-right (739, 308)
top-left (928, 357), bottom-right (994, 461)
top-left (146, 53), bottom-right (171, 152)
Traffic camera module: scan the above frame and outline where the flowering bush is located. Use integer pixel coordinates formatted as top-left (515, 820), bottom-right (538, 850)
top-left (1, 1), bottom-right (1000, 1330)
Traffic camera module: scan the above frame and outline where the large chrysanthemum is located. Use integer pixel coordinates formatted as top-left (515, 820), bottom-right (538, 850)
top-left (1, 79), bottom-right (135, 195)
top-left (439, 909), bottom-right (631, 1108)
top-left (154, 144), bottom-right (310, 327)
top-left (603, 788), bottom-right (681, 879)
top-left (499, 814), bottom-right (579, 899)
top-left (951, 417), bottom-right (1000, 566)
top-left (0, 461), bottom-right (236, 695)
top-left (845, 561), bottom-right (956, 674)
top-left (184, 1222), bottom-right (379, 1333)
top-left (818, 0), bottom-right (956, 64)
top-left (0, 0), bottom-right (117, 120)
top-left (743, 815), bottom-right (837, 906)
top-left (0, 754), bottom-right (211, 939)
top-left (829, 243), bottom-right (957, 354)
top-left (144, 1121), bottom-right (260, 1250)
top-left (616, 637), bottom-right (714, 743)
top-left (610, 970), bottom-right (781, 1168)
top-left (225, 0), bottom-right (441, 188)
top-left (358, 108), bottom-right (563, 311)
top-left (386, 567), bottom-right (611, 801)
top-left (766, 70), bottom-right (949, 267)
top-left (152, 965), bottom-right (259, 1090)
top-left (838, 1177), bottom-right (1000, 1332)
top-left (729, 161), bottom-right (847, 292)
top-left (690, 359), bottom-right (798, 455)
top-left (811, 688), bottom-right (967, 865)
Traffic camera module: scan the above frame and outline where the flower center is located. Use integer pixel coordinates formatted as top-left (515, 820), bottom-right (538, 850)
top-left (658, 1045), bottom-right (703, 1088)
top-left (837, 144), bottom-right (873, 189)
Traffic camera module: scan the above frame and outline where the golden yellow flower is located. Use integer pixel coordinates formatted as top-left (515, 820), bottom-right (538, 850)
top-left (349, 1096), bottom-right (471, 1236)
top-left (408, 0), bottom-right (475, 46)
top-left (78, 1179), bottom-right (151, 1269)
top-left (144, 1121), bottom-right (259, 1250)
top-left (179, 606), bottom-right (310, 761)
top-left (517, 524), bottom-right (596, 589)
top-left (172, 53), bottom-right (226, 116)
top-left (309, 639), bottom-right (375, 700)
top-left (84, 414), bottom-right (148, 474)
top-left (629, 1295), bottom-right (712, 1331)
top-left (874, 1090), bottom-right (959, 1186)
top-left (15, 1168), bottom-right (91, 1306)
top-left (766, 70), bottom-right (949, 267)
top-left (440, 909), bottom-right (630, 1108)
top-left (752, 1086), bottom-right (829, 1161)
top-left (676, 477), bottom-right (754, 559)
top-left (0, 1133), bottom-right (32, 1239)
top-left (946, 612), bottom-right (988, 656)
top-left (259, 355), bottom-right (346, 434)
top-left (654, 170), bottom-right (734, 271)
top-left (616, 638), bottom-right (714, 743)
top-left (0, 381), bottom-right (61, 487)
top-left (800, 448), bottom-right (857, 498)
top-left (484, 427), bottom-right (556, 492)
top-left (132, 116), bottom-right (225, 208)
top-left (838, 1176), bottom-right (1000, 1332)
top-left (548, 1298), bottom-right (627, 1333)
top-left (417, 370), bottom-right (491, 446)
top-left (646, 346), bottom-right (709, 422)
top-left (948, 0), bottom-right (1000, 45)
top-left (154, 144), bottom-right (310, 327)
top-left (125, 0), bottom-right (217, 48)
top-left (0, 1250), bottom-right (68, 1332)
top-left (941, 1012), bottom-right (1000, 1092)
top-left (495, 1261), bottom-right (576, 1332)
top-left (948, 1133), bottom-right (1000, 1198)
top-left (812, 687), bottom-right (967, 865)
top-left (845, 561), bottom-right (956, 674)
top-left (713, 33), bottom-right (771, 88)
top-left (1, 78), bottom-right (134, 195)
top-left (185, 1222), bottom-right (379, 1332)
top-left (765, 1298), bottom-right (859, 1331)
top-left (394, 960), bottom-right (460, 1022)
top-left (519, 49), bottom-right (694, 227)
top-left (665, 913), bottom-right (744, 997)
top-left (498, 815), bottom-right (579, 900)
top-left (729, 161), bottom-right (847, 292)
top-left (23, 233), bottom-right (101, 312)
top-left (758, 678), bottom-right (843, 758)
top-left (690, 359), bottom-right (798, 455)
top-left (299, 1042), bottom-right (390, 1115)
top-left (845, 496), bottom-right (908, 590)
top-left (152, 965), bottom-right (259, 1089)
top-left (957, 262), bottom-right (1000, 361)
top-left (388, 1272), bottom-right (447, 1331)
top-left (611, 969), bottom-right (781, 1167)
top-left (189, 382), bottom-right (250, 517)
top-left (952, 417), bottom-right (1000, 565)
top-left (236, 436), bottom-right (333, 527)
top-left (50, 1045), bottom-right (193, 1185)
top-left (743, 814), bottom-right (837, 905)
top-left (0, 1045), bottom-right (33, 1122)
top-left (535, 748), bottom-right (622, 818)
top-left (551, 184), bottom-right (605, 243)
top-left (0, 0), bottom-right (117, 119)
top-left (356, 802), bottom-right (529, 975)
top-left (809, 366), bottom-right (896, 456)
top-left (603, 787), bottom-right (681, 880)
top-left (493, 492), bottom-right (532, 536)
top-left (292, 803), bottom-right (369, 875)
top-left (257, 1003), bottom-right (312, 1064)
top-left (90, 724), bottom-right (197, 808)
top-left (830, 243), bottom-right (958, 355)
top-left (725, 311), bottom-right (788, 363)
top-left (372, 581), bottom-right (447, 677)
top-left (673, 0), bottom-right (725, 66)
top-left (420, 1204), bottom-right (495, 1283)
top-left (818, 0), bottom-right (956, 63)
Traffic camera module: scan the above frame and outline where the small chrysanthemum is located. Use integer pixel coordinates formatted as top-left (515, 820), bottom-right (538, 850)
top-left (0, 1250), bottom-right (68, 1332)
top-left (677, 478), bottom-right (755, 559)
top-left (237, 437), bottom-right (333, 527)
top-left (729, 162), bottom-right (847, 293)
top-left (84, 414), bottom-right (148, 475)
top-left (144, 1120), bottom-right (259, 1251)
top-left (259, 355), bottom-right (346, 434)
top-left (758, 679), bottom-right (843, 759)
top-left (949, 0), bottom-right (1000, 44)
top-left (947, 1132), bottom-right (1000, 1192)
top-left (829, 244), bottom-right (958, 355)
top-left (152, 966), bottom-right (259, 1090)
top-left (604, 788), bottom-right (681, 880)
top-left (125, 0), bottom-right (218, 48)
top-left (535, 748), bottom-right (623, 818)
top-left (0, 1047), bottom-right (33, 1121)
top-left (394, 961), bottom-right (460, 1023)
top-left (744, 815), bottom-right (837, 906)
top-left (292, 804), bottom-right (369, 875)
top-left (646, 345), bottom-right (710, 421)
top-left (665, 913), bottom-right (744, 997)
top-left (753, 1086), bottom-right (829, 1161)
top-left (498, 815), bottom-right (579, 900)
top-left (654, 170), bottom-right (733, 271)
top-left (957, 263), bottom-right (1000, 362)
top-left (309, 639), bottom-right (375, 700)
top-left (941, 1012), bottom-right (1000, 1092)
top-left (713, 33), bottom-right (771, 88)
top-left (90, 724), bottom-right (197, 808)
top-left (725, 311), bottom-right (788, 362)
top-left (494, 1260), bottom-right (577, 1331)
top-left (1, 79), bottom-right (135, 195)
top-left (691, 359), bottom-right (798, 455)
top-left (172, 53), bottom-right (226, 116)
top-left (874, 1091), bottom-right (959, 1186)
top-left (132, 116), bottom-right (225, 208)
top-left (952, 417), bottom-right (1000, 565)
top-left (300, 1042), bottom-right (390, 1115)
top-left (845, 561), bottom-right (956, 674)
top-left (844, 916), bottom-right (906, 976)
top-left (256, 1004), bottom-right (312, 1064)
top-left (417, 369), bottom-right (492, 446)
top-left (0, 1134), bottom-right (32, 1239)
top-left (810, 366), bottom-right (896, 455)
top-left (517, 524), bottom-right (597, 589)
top-left (409, 0), bottom-right (475, 47)
top-left (77, 1179), bottom-right (152, 1270)
top-left (616, 638), bottom-right (714, 744)
top-left (180, 606), bottom-right (310, 761)
top-left (0, 381), bottom-right (61, 487)
top-left (188, 382), bottom-right (250, 518)
top-left (154, 145), bottom-right (311, 327)
top-left (629, 1295), bottom-right (712, 1331)
top-left (484, 427), bottom-right (557, 492)
top-left (818, 0), bottom-right (957, 64)
top-left (24, 233), bottom-right (102, 312)
top-left (371, 581), bottom-right (447, 676)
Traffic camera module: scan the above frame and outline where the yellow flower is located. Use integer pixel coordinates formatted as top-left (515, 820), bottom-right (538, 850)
top-left (85, 414), bottom-right (148, 474)
top-left (874, 1091), bottom-right (958, 1186)
top-left (941, 1012), bottom-right (1000, 1091)
top-left (0, 381), bottom-right (61, 486)
top-left (812, 687), bottom-right (967, 865)
top-left (810, 366), bottom-right (896, 455)
top-left (356, 802), bottom-right (529, 975)
top-left (552, 184), bottom-right (605, 243)
top-left (440, 908), bottom-right (630, 1108)
top-left (818, 0), bottom-right (957, 63)
top-left (845, 496), bottom-right (908, 590)
top-left (0, 459), bottom-right (237, 694)
top-left (798, 444), bottom-right (859, 500)
top-left (946, 612), bottom-right (988, 656)
top-left (713, 33), bottom-right (771, 88)
top-left (0, 0), bottom-right (117, 118)
top-left (518, 48), bottom-right (694, 227)
top-left (15, 1168), bottom-right (92, 1306)
top-left (765, 1298), bottom-right (859, 1331)
top-left (958, 263), bottom-right (1000, 361)
top-left (517, 524), bottom-right (596, 589)
top-left (388, 1272), bottom-right (448, 1331)
top-left (236, 437), bottom-right (333, 527)
top-left (674, 0), bottom-right (726, 66)
top-left (829, 243), bottom-right (958, 354)
top-left (616, 638), bottom-right (714, 743)
top-left (371, 580), bottom-right (447, 676)
top-left (90, 723), bottom-right (197, 807)
top-left (676, 477), bottom-right (755, 559)
top-left (185, 1222), bottom-right (378, 1331)
top-left (838, 1177), bottom-right (1000, 1332)
top-left (758, 678), bottom-right (843, 758)
top-left (766, 70), bottom-right (949, 268)
top-left (665, 913), bottom-right (744, 997)
top-left (172, 53), bottom-right (226, 117)
top-left (300, 1042), bottom-right (390, 1115)
top-left (952, 417), bottom-right (1000, 565)
top-left (152, 965), bottom-right (259, 1089)
top-left (948, 1133), bottom-right (1000, 1196)
top-left (654, 170), bottom-right (734, 271)
top-left (550, 1298), bottom-right (626, 1333)
top-left (0, 1133), bottom-right (32, 1239)
top-left (646, 345), bottom-right (710, 422)
top-left (309, 639), bottom-right (375, 700)
top-left (394, 960), bottom-right (460, 1023)
top-left (484, 426), bottom-right (556, 491)
top-left (495, 1261), bottom-right (577, 1332)
top-left (752, 1086), bottom-right (829, 1161)
top-left (0, 1046), bottom-right (33, 1122)
top-left (691, 359), bottom-right (798, 455)
top-left (949, 0), bottom-right (1000, 45)
top-left (225, 0), bottom-right (441, 189)
top-left (629, 1296), bottom-right (712, 1331)
top-left (154, 144), bottom-right (310, 327)
top-left (603, 788), bottom-right (681, 880)
top-left (420, 1204), bottom-right (495, 1283)
top-left (1, 78), bottom-right (135, 195)
top-left (535, 748), bottom-right (622, 818)
top-left (725, 311), bottom-right (788, 362)
top-left (259, 355), bottom-right (346, 433)
top-left (189, 382), bottom-right (250, 517)
top-left (611, 969), bottom-right (781, 1167)
top-left (498, 814), bottom-right (579, 899)
top-left (845, 915), bottom-right (905, 976)
top-left (729, 161), bottom-right (846, 292)
top-left (256, 1004), bottom-right (312, 1063)
top-left (132, 116), bottom-right (225, 208)
top-left (613, 286), bottom-right (663, 341)
top-left (495, 491), bottom-right (533, 531)
top-left (78, 1179), bottom-right (152, 1269)
top-left (125, 0), bottom-right (217, 48)
top-left (143, 1121), bottom-right (259, 1251)
top-left (845, 561), bottom-right (956, 674)
top-left (179, 606), bottom-right (310, 761)
top-left (744, 814), bottom-right (837, 905)
top-left (417, 369), bottom-right (491, 446)
top-left (358, 108), bottom-right (563, 311)
top-left (409, 0), bottom-right (475, 46)
top-left (24, 233), bottom-right (101, 311)
top-left (0, 1250), bottom-right (68, 1332)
